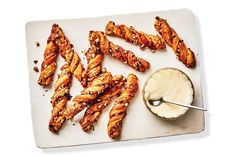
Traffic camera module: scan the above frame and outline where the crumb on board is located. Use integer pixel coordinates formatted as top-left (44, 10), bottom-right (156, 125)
top-left (73, 124), bottom-right (76, 126)
top-left (35, 42), bottom-right (40, 47)
top-left (45, 89), bottom-right (48, 92)
top-left (43, 94), bottom-right (45, 96)
top-left (33, 66), bottom-right (39, 72)
top-left (33, 60), bottom-right (38, 64)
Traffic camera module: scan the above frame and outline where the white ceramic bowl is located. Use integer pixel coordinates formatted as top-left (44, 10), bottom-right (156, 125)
top-left (143, 68), bottom-right (194, 120)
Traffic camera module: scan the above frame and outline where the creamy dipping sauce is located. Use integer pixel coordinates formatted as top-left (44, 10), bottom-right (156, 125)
top-left (143, 68), bottom-right (194, 119)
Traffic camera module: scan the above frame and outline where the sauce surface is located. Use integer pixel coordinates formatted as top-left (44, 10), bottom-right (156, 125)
top-left (144, 68), bottom-right (194, 119)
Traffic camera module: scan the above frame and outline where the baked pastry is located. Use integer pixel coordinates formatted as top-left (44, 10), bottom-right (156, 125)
top-left (154, 17), bottom-right (196, 68)
top-left (49, 72), bottom-right (112, 131)
top-left (85, 45), bottom-right (104, 83)
top-left (105, 21), bottom-right (166, 51)
top-left (38, 36), bottom-right (59, 87)
top-left (48, 64), bottom-right (72, 133)
top-left (89, 31), bottom-right (150, 72)
top-left (80, 75), bottom-right (126, 132)
top-left (108, 74), bottom-right (138, 139)
top-left (51, 24), bottom-right (87, 87)
top-left (63, 72), bottom-right (113, 120)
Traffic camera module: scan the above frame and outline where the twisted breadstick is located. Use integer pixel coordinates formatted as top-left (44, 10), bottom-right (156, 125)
top-left (89, 31), bottom-right (150, 72)
top-left (154, 17), bottom-right (196, 68)
top-left (108, 74), bottom-right (138, 139)
top-left (38, 29), bottom-right (59, 87)
top-left (80, 75), bottom-right (126, 132)
top-left (51, 24), bottom-right (87, 87)
top-left (85, 45), bottom-right (104, 82)
top-left (48, 72), bottom-right (112, 131)
top-left (63, 72), bottom-right (113, 120)
top-left (105, 21), bottom-right (166, 51)
top-left (48, 64), bottom-right (72, 133)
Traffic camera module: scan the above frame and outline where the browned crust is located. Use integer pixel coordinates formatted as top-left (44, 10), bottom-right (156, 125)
top-left (63, 72), bottom-right (113, 120)
top-left (80, 75), bottom-right (126, 132)
top-left (105, 21), bottom-right (166, 51)
top-left (108, 74), bottom-right (138, 139)
top-left (154, 17), bottom-right (196, 68)
top-left (51, 24), bottom-right (87, 87)
top-left (38, 25), bottom-right (59, 87)
top-left (48, 64), bottom-right (72, 133)
top-left (85, 45), bottom-right (104, 83)
top-left (48, 72), bottom-right (113, 132)
top-left (89, 31), bottom-right (150, 72)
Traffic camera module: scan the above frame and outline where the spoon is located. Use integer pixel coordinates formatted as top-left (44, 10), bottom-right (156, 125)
top-left (148, 97), bottom-right (207, 111)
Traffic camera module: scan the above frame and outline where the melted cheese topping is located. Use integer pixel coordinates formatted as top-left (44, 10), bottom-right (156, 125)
top-left (144, 68), bottom-right (194, 119)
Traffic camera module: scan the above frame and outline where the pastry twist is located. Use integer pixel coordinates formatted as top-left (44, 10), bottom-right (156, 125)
top-left (38, 31), bottom-right (59, 87)
top-left (105, 21), bottom-right (166, 51)
top-left (48, 64), bottom-right (72, 133)
top-left (63, 72), bottom-right (113, 120)
top-left (154, 17), bottom-right (196, 68)
top-left (85, 45), bottom-right (104, 82)
top-left (51, 24), bottom-right (87, 87)
top-left (108, 74), bottom-right (138, 139)
top-left (89, 31), bottom-right (150, 72)
top-left (80, 75), bottom-right (126, 132)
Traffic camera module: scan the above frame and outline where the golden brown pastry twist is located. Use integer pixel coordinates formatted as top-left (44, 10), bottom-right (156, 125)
top-left (85, 45), bottom-right (104, 82)
top-left (105, 21), bottom-right (166, 51)
top-left (154, 17), bottom-right (196, 68)
top-left (108, 74), bottom-right (138, 139)
top-left (80, 75), bottom-right (126, 132)
top-left (48, 64), bottom-right (72, 133)
top-left (51, 24), bottom-right (87, 87)
top-left (48, 72), bottom-right (112, 132)
top-left (38, 27), bottom-right (59, 87)
top-left (89, 31), bottom-right (150, 72)
top-left (63, 72), bottom-right (113, 120)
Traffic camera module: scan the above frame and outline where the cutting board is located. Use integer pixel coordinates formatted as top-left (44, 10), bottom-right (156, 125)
top-left (25, 8), bottom-right (205, 148)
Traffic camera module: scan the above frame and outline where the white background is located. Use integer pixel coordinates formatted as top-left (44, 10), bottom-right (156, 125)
top-left (0, 0), bottom-right (235, 156)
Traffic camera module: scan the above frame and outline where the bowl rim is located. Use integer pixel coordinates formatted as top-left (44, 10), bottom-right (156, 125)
top-left (142, 67), bottom-right (195, 120)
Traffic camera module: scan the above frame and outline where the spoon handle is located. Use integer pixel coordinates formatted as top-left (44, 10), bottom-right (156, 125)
top-left (164, 99), bottom-right (207, 111)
